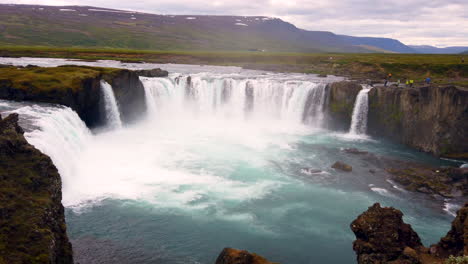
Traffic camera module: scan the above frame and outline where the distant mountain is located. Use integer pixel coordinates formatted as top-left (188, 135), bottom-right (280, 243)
top-left (0, 4), bottom-right (417, 53)
top-left (340, 35), bottom-right (416, 53)
top-left (409, 45), bottom-right (468, 54)
top-left (461, 50), bottom-right (468, 55)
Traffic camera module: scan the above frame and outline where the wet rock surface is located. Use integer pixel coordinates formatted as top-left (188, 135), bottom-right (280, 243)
top-left (386, 166), bottom-right (467, 198)
top-left (0, 113), bottom-right (73, 263)
top-left (343, 148), bottom-right (368, 155)
top-left (351, 203), bottom-right (468, 264)
top-left (325, 81), bottom-right (363, 131)
top-left (332, 161), bottom-right (353, 172)
top-left (135, 68), bottom-right (169, 77)
top-left (215, 248), bottom-right (276, 264)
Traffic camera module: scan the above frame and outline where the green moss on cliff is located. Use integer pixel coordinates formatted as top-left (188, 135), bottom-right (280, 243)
top-left (0, 113), bottom-right (73, 263)
top-left (0, 65), bottom-right (123, 92)
top-left (330, 101), bottom-right (353, 116)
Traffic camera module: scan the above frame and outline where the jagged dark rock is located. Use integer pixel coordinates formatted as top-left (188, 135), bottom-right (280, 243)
top-left (215, 248), bottom-right (276, 264)
top-left (432, 203), bottom-right (468, 258)
top-left (367, 85), bottom-right (468, 158)
top-left (135, 68), bottom-right (169, 77)
top-left (331, 161), bottom-right (353, 172)
top-left (351, 203), bottom-right (424, 263)
top-left (0, 113), bottom-right (73, 263)
top-left (351, 203), bottom-right (468, 264)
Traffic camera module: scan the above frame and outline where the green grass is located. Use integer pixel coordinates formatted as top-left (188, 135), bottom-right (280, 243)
top-left (0, 65), bottom-right (123, 92)
top-left (1, 46), bottom-right (467, 86)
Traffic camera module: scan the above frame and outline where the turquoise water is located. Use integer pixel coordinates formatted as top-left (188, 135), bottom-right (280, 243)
top-left (65, 130), bottom-right (455, 264)
top-left (0, 58), bottom-right (460, 264)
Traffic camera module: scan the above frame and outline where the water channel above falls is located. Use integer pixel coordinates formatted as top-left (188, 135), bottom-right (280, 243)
top-left (0, 58), bottom-right (463, 264)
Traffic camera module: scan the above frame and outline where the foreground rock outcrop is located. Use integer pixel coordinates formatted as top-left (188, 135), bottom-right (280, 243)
top-left (351, 203), bottom-right (468, 264)
top-left (0, 113), bottom-right (73, 263)
top-left (367, 85), bottom-right (468, 158)
top-left (215, 248), bottom-right (276, 264)
top-left (0, 65), bottom-right (156, 127)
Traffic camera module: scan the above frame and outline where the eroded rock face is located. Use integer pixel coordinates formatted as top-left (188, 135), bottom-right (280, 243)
top-left (106, 69), bottom-right (147, 124)
top-left (367, 85), bottom-right (468, 158)
top-left (215, 248), bottom-right (275, 264)
top-left (351, 203), bottom-right (468, 264)
top-left (135, 68), bottom-right (169, 78)
top-left (433, 203), bottom-right (468, 258)
top-left (0, 113), bottom-right (73, 263)
top-left (325, 81), bottom-right (362, 131)
top-left (351, 203), bottom-right (423, 263)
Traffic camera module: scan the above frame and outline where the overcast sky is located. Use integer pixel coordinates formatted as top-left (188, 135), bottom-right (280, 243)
top-left (2, 0), bottom-right (468, 47)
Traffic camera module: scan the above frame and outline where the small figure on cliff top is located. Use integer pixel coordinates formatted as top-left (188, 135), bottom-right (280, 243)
top-left (462, 57), bottom-right (465, 63)
top-left (396, 79), bottom-right (400, 87)
top-left (384, 73), bottom-right (392, 87)
top-left (410, 79), bottom-right (414, 87)
top-left (425, 77), bottom-right (431, 84)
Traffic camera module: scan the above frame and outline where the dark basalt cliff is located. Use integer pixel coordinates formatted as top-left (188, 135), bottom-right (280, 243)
top-left (0, 65), bottom-right (156, 127)
top-left (351, 203), bottom-right (468, 264)
top-left (367, 85), bottom-right (468, 158)
top-left (326, 81), bottom-right (468, 158)
top-left (0, 113), bottom-right (73, 263)
top-left (325, 81), bottom-right (363, 131)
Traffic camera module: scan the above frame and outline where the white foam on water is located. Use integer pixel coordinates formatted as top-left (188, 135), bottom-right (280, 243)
top-left (443, 200), bottom-right (461, 217)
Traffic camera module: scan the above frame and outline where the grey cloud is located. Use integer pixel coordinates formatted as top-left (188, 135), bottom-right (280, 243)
top-left (1, 0), bottom-right (467, 46)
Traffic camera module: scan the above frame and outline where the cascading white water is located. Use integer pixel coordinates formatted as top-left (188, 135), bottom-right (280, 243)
top-left (141, 74), bottom-right (327, 126)
top-left (349, 85), bottom-right (372, 135)
top-left (100, 80), bottom-right (122, 128)
top-left (7, 104), bottom-right (92, 189)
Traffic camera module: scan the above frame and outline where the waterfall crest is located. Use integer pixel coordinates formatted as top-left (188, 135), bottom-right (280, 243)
top-left (7, 104), bottom-right (92, 183)
top-left (349, 85), bottom-right (372, 135)
top-left (100, 80), bottom-right (122, 128)
top-left (141, 75), bottom-right (328, 127)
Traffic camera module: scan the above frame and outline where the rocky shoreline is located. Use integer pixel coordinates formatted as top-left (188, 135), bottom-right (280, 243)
top-left (351, 203), bottom-right (468, 264)
top-left (217, 203), bottom-right (468, 264)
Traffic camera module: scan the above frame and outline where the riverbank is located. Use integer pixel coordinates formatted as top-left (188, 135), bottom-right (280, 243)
top-left (1, 46), bottom-right (467, 87)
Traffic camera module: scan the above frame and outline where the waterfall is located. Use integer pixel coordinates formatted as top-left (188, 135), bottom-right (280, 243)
top-left (100, 80), bottom-right (122, 128)
top-left (349, 85), bottom-right (372, 135)
top-left (7, 104), bottom-right (92, 183)
top-left (302, 83), bottom-right (328, 127)
top-left (141, 75), bottom-right (327, 126)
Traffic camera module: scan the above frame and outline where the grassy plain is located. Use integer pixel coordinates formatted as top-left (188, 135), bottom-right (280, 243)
top-left (1, 46), bottom-right (467, 86)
